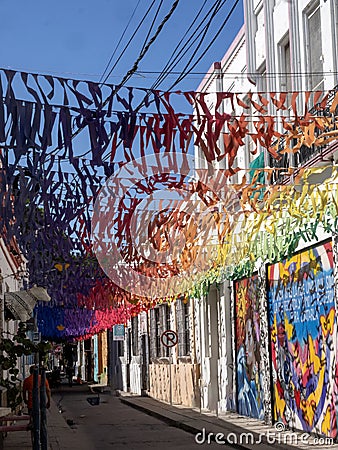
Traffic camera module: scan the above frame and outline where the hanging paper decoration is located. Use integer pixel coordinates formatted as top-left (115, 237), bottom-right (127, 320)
top-left (0, 67), bottom-right (337, 339)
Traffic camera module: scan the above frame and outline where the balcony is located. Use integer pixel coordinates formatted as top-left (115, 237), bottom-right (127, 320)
top-left (268, 85), bottom-right (338, 184)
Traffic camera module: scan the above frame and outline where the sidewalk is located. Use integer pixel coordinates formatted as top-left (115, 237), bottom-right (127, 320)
top-left (119, 393), bottom-right (338, 450)
top-left (3, 393), bottom-right (86, 450)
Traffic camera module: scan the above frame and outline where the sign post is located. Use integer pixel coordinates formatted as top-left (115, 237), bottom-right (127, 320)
top-left (160, 330), bottom-right (178, 406)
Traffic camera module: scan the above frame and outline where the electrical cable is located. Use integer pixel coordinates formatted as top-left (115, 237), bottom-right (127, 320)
top-left (98, 0), bottom-right (241, 162)
top-left (6, 66), bottom-right (338, 79)
top-left (115, 0), bottom-right (181, 90)
top-left (151, 0), bottom-right (226, 89)
top-left (140, 0), bottom-right (164, 55)
top-left (43, 0), bottom-right (180, 160)
top-left (7, 1), bottom-right (302, 171)
top-left (167, 0), bottom-right (241, 90)
top-left (100, 0), bottom-right (158, 86)
top-left (139, 70), bottom-right (338, 77)
top-left (97, 0), bottom-right (229, 161)
top-left (103, 0), bottom-right (229, 118)
top-left (3, 0), bottom-right (332, 169)
top-left (99, 0), bottom-right (142, 84)
top-left (150, 0), bottom-right (212, 88)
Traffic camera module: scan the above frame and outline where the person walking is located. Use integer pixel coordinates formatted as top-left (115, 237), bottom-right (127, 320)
top-left (23, 365), bottom-right (51, 415)
top-left (66, 364), bottom-right (74, 387)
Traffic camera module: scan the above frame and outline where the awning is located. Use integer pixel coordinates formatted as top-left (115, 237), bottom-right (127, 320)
top-left (4, 287), bottom-right (51, 322)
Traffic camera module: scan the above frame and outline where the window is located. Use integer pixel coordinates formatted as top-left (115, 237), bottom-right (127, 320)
top-left (304, 3), bottom-right (323, 90)
top-left (280, 40), bottom-right (292, 92)
top-left (149, 304), bottom-right (170, 359)
top-left (176, 299), bottom-right (190, 357)
top-left (257, 63), bottom-right (267, 95)
top-left (279, 34), bottom-right (292, 119)
top-left (131, 316), bottom-right (139, 356)
top-left (159, 304), bottom-right (171, 357)
top-left (149, 309), bottom-right (157, 360)
top-left (155, 308), bottom-right (161, 357)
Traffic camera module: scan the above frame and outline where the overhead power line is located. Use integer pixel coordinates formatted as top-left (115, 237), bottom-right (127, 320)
top-left (115, 0), bottom-right (181, 89)
top-left (167, 0), bottom-right (241, 90)
top-left (99, 0), bottom-right (158, 86)
top-left (150, 0), bottom-right (211, 89)
top-left (140, 0), bottom-right (164, 55)
top-left (99, 0), bottom-right (142, 84)
top-left (132, 70), bottom-right (338, 77)
top-left (44, 0), bottom-right (181, 161)
top-left (149, 0), bottom-right (234, 90)
top-left (5, 67), bottom-right (338, 80)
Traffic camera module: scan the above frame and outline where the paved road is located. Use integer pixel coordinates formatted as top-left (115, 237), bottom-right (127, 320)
top-left (53, 385), bottom-right (232, 449)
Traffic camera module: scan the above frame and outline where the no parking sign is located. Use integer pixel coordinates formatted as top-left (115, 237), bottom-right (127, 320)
top-left (160, 330), bottom-right (178, 348)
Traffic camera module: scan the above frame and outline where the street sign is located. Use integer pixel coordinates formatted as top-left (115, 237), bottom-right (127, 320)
top-left (160, 330), bottom-right (178, 348)
top-left (33, 331), bottom-right (41, 343)
top-left (113, 324), bottom-right (125, 341)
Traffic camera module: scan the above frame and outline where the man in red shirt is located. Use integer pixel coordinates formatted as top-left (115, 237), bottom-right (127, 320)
top-left (23, 366), bottom-right (51, 413)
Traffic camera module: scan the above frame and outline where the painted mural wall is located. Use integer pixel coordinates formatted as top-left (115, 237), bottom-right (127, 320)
top-left (267, 240), bottom-right (337, 438)
top-left (235, 275), bottom-right (264, 419)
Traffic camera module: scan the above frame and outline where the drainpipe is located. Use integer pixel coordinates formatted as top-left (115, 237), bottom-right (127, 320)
top-left (243, 0), bottom-right (258, 86)
top-left (264, 0), bottom-right (276, 95)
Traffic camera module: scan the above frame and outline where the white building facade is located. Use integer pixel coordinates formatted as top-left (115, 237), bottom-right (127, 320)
top-left (114, 0), bottom-right (338, 440)
top-left (193, 0), bottom-right (338, 439)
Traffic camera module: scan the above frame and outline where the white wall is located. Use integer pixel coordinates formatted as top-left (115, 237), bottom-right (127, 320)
top-left (246, 0), bottom-right (337, 93)
top-left (191, 0), bottom-right (338, 420)
top-left (193, 27), bottom-right (255, 414)
top-left (195, 27), bottom-right (256, 178)
top-left (0, 237), bottom-right (27, 389)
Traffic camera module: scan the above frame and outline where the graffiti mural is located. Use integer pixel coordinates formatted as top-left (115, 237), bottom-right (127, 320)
top-left (267, 241), bottom-right (337, 438)
top-left (235, 275), bottom-right (264, 419)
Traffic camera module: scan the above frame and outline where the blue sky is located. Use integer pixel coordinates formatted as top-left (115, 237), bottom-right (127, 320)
top-left (0, 0), bottom-right (244, 92)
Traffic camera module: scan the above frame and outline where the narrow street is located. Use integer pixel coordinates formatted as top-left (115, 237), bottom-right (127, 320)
top-left (52, 385), bottom-right (231, 449)
top-left (1, 0), bottom-right (338, 447)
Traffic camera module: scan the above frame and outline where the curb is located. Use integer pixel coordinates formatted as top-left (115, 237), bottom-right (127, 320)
top-left (119, 397), bottom-right (255, 450)
top-left (120, 396), bottom-right (200, 434)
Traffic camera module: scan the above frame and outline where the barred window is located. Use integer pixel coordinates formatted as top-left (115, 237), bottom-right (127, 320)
top-left (131, 316), bottom-right (139, 356)
top-left (163, 304), bottom-right (170, 357)
top-left (149, 305), bottom-right (170, 359)
top-left (176, 299), bottom-right (190, 357)
top-left (149, 309), bottom-right (157, 360)
top-left (155, 308), bottom-right (161, 357)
